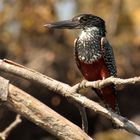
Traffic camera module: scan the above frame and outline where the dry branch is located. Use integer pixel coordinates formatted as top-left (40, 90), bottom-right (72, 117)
top-left (71, 76), bottom-right (140, 92)
top-left (0, 115), bottom-right (21, 140)
top-left (0, 59), bottom-right (140, 136)
top-left (0, 76), bottom-right (92, 140)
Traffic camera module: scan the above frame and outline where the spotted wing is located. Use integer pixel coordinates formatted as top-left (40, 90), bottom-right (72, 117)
top-left (101, 37), bottom-right (117, 77)
top-left (74, 38), bottom-right (82, 70)
top-left (100, 37), bottom-right (120, 114)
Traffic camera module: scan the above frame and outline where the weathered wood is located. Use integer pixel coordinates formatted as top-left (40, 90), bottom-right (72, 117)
top-left (6, 84), bottom-right (92, 140)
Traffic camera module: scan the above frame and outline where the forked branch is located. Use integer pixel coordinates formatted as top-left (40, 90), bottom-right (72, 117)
top-left (0, 115), bottom-right (21, 140)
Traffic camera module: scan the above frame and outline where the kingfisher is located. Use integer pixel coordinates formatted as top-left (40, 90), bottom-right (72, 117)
top-left (45, 14), bottom-right (120, 114)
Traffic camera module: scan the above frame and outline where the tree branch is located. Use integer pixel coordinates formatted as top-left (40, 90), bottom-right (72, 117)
top-left (0, 76), bottom-right (92, 140)
top-left (0, 59), bottom-right (140, 136)
top-left (0, 115), bottom-right (21, 140)
top-left (75, 103), bottom-right (88, 133)
top-left (71, 76), bottom-right (140, 92)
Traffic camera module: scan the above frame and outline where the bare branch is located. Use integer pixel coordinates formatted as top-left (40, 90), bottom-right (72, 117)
top-left (0, 59), bottom-right (140, 136)
top-left (0, 76), bottom-right (9, 101)
top-left (0, 77), bottom-right (92, 140)
top-left (0, 115), bottom-right (22, 140)
top-left (75, 103), bottom-right (88, 133)
top-left (71, 76), bottom-right (140, 92)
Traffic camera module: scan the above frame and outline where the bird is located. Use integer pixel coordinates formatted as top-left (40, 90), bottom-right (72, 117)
top-left (45, 14), bottom-right (120, 114)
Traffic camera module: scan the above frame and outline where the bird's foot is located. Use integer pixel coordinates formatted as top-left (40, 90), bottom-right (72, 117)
top-left (78, 79), bottom-right (88, 91)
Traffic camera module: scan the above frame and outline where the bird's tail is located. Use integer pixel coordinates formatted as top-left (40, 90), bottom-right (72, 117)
top-left (93, 84), bottom-right (120, 114)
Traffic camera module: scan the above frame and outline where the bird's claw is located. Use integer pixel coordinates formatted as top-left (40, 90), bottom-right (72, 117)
top-left (79, 79), bottom-right (88, 89)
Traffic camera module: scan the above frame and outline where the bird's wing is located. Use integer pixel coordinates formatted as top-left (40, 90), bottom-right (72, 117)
top-left (100, 37), bottom-right (120, 114)
top-left (74, 38), bottom-right (82, 70)
top-left (101, 37), bottom-right (117, 77)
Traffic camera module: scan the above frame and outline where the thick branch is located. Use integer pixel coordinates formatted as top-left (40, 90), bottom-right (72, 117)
top-left (0, 77), bottom-right (92, 140)
top-left (0, 59), bottom-right (140, 136)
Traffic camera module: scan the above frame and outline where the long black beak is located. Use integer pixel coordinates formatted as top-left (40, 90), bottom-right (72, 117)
top-left (44, 19), bottom-right (80, 29)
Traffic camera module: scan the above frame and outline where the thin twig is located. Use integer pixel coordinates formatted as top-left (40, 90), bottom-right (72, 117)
top-left (75, 103), bottom-right (88, 133)
top-left (0, 115), bottom-right (22, 140)
top-left (79, 106), bottom-right (88, 133)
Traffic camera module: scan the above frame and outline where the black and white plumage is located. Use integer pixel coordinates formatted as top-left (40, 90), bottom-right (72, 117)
top-left (45, 13), bottom-right (120, 114)
top-left (75, 27), bottom-right (103, 64)
top-left (101, 37), bottom-right (117, 77)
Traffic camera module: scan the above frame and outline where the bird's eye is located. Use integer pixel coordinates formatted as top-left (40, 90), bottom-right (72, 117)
top-left (80, 17), bottom-right (88, 22)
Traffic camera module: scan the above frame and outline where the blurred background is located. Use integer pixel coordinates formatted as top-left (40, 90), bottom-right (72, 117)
top-left (0, 0), bottom-right (140, 140)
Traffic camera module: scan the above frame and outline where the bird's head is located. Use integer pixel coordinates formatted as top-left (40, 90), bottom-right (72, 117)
top-left (44, 14), bottom-right (105, 30)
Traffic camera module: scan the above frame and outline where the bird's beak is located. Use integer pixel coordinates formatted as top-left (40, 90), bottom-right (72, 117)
top-left (44, 19), bottom-right (80, 29)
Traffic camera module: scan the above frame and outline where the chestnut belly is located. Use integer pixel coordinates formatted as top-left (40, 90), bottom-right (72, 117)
top-left (78, 57), bottom-right (110, 81)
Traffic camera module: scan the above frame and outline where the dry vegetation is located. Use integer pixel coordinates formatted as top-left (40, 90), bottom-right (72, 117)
top-left (0, 0), bottom-right (140, 140)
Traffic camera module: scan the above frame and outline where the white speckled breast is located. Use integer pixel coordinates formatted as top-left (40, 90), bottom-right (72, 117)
top-left (74, 27), bottom-right (103, 64)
